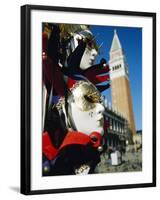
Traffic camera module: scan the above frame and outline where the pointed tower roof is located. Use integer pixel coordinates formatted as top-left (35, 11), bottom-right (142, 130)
top-left (110, 30), bottom-right (122, 52)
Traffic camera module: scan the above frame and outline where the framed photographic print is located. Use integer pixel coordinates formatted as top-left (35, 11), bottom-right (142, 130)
top-left (21, 4), bottom-right (156, 195)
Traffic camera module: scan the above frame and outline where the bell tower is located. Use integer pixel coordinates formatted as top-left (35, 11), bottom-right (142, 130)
top-left (109, 30), bottom-right (136, 138)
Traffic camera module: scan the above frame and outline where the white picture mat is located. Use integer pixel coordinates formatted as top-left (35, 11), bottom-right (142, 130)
top-left (30, 9), bottom-right (153, 191)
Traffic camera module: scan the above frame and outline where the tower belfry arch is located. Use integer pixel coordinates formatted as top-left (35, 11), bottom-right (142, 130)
top-left (109, 30), bottom-right (136, 140)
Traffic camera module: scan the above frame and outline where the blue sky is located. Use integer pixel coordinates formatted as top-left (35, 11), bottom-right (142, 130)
top-left (91, 25), bottom-right (142, 131)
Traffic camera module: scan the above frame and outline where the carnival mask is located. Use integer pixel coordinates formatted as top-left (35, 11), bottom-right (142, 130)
top-left (72, 30), bottom-right (98, 70)
top-left (63, 81), bottom-right (105, 136)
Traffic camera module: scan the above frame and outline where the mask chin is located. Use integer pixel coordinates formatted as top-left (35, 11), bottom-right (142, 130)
top-left (79, 61), bottom-right (91, 70)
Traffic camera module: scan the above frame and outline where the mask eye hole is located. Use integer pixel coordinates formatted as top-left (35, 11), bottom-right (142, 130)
top-left (84, 93), bottom-right (101, 104)
top-left (87, 41), bottom-right (93, 48)
top-left (77, 38), bottom-right (82, 44)
top-left (84, 95), bottom-right (94, 103)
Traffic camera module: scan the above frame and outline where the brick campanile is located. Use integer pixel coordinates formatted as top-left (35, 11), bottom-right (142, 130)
top-left (109, 30), bottom-right (136, 139)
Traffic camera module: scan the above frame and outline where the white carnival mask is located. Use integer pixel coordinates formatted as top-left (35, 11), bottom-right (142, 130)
top-left (71, 30), bottom-right (98, 70)
top-left (63, 81), bottom-right (105, 136)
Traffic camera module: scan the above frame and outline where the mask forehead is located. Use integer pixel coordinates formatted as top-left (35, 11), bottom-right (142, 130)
top-left (75, 30), bottom-right (99, 51)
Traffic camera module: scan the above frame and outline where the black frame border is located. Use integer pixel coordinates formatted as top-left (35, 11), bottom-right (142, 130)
top-left (20, 4), bottom-right (156, 195)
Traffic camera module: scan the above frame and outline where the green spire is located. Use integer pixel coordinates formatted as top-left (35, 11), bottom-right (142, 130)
top-left (110, 29), bottom-right (122, 52)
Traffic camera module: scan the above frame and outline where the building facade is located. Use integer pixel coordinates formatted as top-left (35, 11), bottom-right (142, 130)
top-left (104, 101), bottom-right (132, 151)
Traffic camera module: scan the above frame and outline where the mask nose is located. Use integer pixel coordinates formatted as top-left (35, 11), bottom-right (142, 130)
top-left (91, 49), bottom-right (98, 57)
